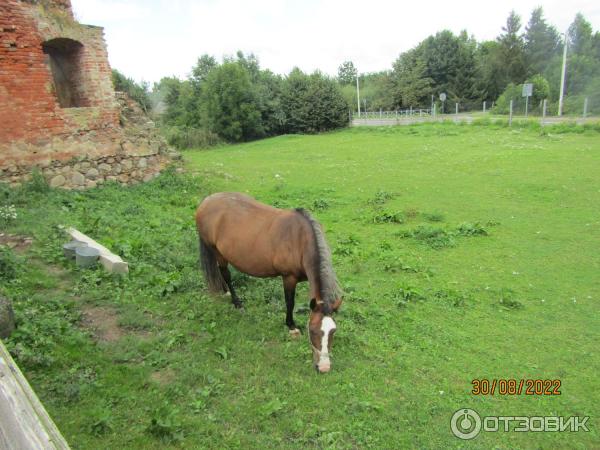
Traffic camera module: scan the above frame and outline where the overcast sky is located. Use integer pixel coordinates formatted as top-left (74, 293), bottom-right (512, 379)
top-left (71, 0), bottom-right (600, 84)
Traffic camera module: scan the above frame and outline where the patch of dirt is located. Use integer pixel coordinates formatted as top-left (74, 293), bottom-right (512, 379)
top-left (150, 368), bottom-right (176, 385)
top-left (0, 233), bottom-right (33, 253)
top-left (81, 306), bottom-right (124, 343)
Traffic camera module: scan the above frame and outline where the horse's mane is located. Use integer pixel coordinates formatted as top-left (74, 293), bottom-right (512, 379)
top-left (295, 208), bottom-right (342, 313)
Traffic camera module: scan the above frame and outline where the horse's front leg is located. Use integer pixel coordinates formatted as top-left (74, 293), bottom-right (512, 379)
top-left (283, 275), bottom-right (300, 337)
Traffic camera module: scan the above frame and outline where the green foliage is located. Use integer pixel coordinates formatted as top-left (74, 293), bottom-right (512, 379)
top-left (0, 247), bottom-right (20, 280)
top-left (25, 168), bottom-right (49, 193)
top-left (203, 62), bottom-right (264, 141)
top-left (524, 7), bottom-right (561, 77)
top-left (402, 224), bottom-right (456, 249)
top-left (158, 53), bottom-right (346, 144)
top-left (112, 69), bottom-right (151, 112)
top-left (391, 50), bottom-right (433, 107)
top-left (146, 406), bottom-right (183, 443)
top-left (337, 60), bottom-right (357, 85)
top-left (281, 69), bottom-right (348, 133)
top-left (372, 211), bottom-right (404, 224)
top-left (162, 126), bottom-right (221, 150)
top-left (493, 74), bottom-right (550, 115)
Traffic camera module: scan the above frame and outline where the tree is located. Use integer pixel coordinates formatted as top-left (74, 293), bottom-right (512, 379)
top-left (191, 55), bottom-right (217, 87)
top-left (496, 11), bottom-right (527, 87)
top-left (524, 7), bottom-right (560, 76)
top-left (475, 41), bottom-right (504, 101)
top-left (203, 62), bottom-right (264, 141)
top-left (391, 50), bottom-right (433, 107)
top-left (568, 13), bottom-right (594, 56)
top-left (337, 61), bottom-right (357, 85)
top-left (399, 30), bottom-right (480, 104)
top-left (281, 69), bottom-right (348, 133)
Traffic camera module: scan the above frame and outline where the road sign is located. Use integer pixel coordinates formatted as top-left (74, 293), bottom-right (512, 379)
top-left (522, 83), bottom-right (533, 97)
top-left (440, 93), bottom-right (447, 102)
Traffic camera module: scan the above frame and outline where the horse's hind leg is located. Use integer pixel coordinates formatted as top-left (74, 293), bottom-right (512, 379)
top-left (283, 276), bottom-right (300, 337)
top-left (218, 262), bottom-right (243, 309)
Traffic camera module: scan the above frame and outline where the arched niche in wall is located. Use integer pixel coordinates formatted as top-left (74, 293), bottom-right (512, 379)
top-left (42, 38), bottom-right (89, 108)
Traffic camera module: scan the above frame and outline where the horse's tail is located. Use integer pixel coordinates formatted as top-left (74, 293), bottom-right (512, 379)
top-left (199, 236), bottom-right (224, 294)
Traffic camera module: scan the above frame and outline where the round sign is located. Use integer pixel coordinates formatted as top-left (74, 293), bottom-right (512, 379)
top-left (440, 93), bottom-right (447, 102)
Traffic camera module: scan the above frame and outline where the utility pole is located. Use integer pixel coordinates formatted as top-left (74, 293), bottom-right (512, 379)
top-left (558, 32), bottom-right (568, 116)
top-left (356, 73), bottom-right (361, 118)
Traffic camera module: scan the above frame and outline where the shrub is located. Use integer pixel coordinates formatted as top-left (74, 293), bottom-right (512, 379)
top-left (163, 126), bottom-right (221, 150)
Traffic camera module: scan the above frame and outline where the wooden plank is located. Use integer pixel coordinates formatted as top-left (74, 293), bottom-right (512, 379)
top-left (66, 227), bottom-right (129, 274)
top-left (0, 340), bottom-right (70, 450)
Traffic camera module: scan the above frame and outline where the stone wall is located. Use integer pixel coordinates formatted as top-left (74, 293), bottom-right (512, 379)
top-left (0, 0), bottom-right (174, 188)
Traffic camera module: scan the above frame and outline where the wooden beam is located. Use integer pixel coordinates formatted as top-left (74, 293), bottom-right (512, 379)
top-left (0, 340), bottom-right (70, 449)
top-left (66, 227), bottom-right (129, 274)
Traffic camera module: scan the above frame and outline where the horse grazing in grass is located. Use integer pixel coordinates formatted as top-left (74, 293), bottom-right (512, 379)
top-left (195, 192), bottom-right (343, 373)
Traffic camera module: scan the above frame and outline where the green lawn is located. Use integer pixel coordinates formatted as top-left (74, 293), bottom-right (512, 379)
top-left (1, 123), bottom-right (599, 448)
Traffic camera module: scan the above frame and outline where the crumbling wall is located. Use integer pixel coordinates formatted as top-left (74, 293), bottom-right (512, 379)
top-left (0, 0), bottom-right (174, 188)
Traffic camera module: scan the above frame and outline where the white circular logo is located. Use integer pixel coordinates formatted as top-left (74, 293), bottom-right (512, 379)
top-left (451, 408), bottom-right (481, 440)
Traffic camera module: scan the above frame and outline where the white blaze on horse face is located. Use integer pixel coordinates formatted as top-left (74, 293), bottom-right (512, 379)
top-left (318, 316), bottom-right (336, 372)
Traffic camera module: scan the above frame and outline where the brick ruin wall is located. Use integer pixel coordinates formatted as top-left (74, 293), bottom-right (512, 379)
top-left (0, 0), bottom-right (174, 188)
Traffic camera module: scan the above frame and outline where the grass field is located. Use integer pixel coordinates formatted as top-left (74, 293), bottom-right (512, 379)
top-left (1, 123), bottom-right (599, 448)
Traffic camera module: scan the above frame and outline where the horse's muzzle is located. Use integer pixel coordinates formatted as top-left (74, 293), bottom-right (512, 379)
top-left (315, 361), bottom-right (331, 373)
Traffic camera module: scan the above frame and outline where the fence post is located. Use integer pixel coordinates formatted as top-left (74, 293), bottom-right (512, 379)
top-left (455, 103), bottom-right (458, 116)
top-left (379, 108), bottom-right (382, 118)
top-left (419, 109), bottom-right (422, 117)
top-left (583, 97), bottom-right (588, 118)
top-left (542, 99), bottom-right (547, 124)
top-left (509, 100), bottom-right (513, 126)
top-left (410, 106), bottom-right (413, 116)
top-left (433, 104), bottom-right (436, 118)
top-left (483, 101), bottom-right (486, 113)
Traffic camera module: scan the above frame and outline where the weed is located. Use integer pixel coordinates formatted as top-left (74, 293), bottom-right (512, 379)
top-left (497, 289), bottom-right (524, 310)
top-left (0, 247), bottom-right (21, 280)
top-left (89, 409), bottom-right (114, 437)
top-left (422, 211), bottom-right (444, 222)
top-left (261, 398), bottom-right (287, 418)
top-left (456, 222), bottom-right (488, 236)
top-left (368, 190), bottom-right (395, 205)
top-left (402, 225), bottom-right (455, 249)
top-left (146, 406), bottom-right (183, 443)
top-left (433, 288), bottom-right (469, 307)
top-left (334, 235), bottom-right (360, 256)
top-left (312, 198), bottom-right (330, 211)
top-left (394, 283), bottom-right (425, 307)
top-left (372, 210), bottom-right (405, 224)
top-left (24, 168), bottom-right (49, 193)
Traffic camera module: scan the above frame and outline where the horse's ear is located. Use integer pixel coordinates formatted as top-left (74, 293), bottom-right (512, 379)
top-left (332, 298), bottom-right (343, 312)
top-left (310, 298), bottom-right (317, 311)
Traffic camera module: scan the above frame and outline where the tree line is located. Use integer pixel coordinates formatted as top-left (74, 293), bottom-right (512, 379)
top-left (340, 10), bottom-right (599, 115)
top-left (113, 8), bottom-right (599, 148)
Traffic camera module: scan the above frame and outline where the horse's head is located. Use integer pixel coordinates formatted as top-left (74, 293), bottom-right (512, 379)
top-left (308, 298), bottom-right (342, 373)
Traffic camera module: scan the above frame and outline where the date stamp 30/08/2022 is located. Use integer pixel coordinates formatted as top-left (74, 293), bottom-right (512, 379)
top-left (471, 379), bottom-right (562, 396)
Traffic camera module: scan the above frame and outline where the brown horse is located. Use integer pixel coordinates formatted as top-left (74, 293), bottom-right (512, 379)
top-left (195, 192), bottom-right (343, 373)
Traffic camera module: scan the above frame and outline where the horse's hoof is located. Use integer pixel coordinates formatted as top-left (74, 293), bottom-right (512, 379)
top-left (288, 328), bottom-right (301, 338)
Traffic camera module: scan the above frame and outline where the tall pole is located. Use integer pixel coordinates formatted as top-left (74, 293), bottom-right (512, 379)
top-left (558, 32), bottom-right (568, 116)
top-left (356, 73), bottom-right (361, 118)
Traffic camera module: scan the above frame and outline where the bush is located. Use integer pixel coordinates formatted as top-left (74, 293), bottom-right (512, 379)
top-left (493, 75), bottom-right (550, 116)
top-left (112, 69), bottom-right (152, 113)
top-left (163, 126), bottom-right (221, 150)
top-left (281, 69), bottom-right (349, 133)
